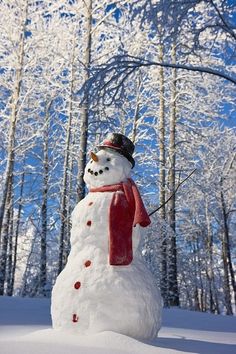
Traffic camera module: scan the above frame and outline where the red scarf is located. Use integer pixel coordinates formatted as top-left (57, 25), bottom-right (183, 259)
top-left (90, 179), bottom-right (151, 266)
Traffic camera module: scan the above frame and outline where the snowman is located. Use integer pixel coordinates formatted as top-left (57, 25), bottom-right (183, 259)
top-left (51, 133), bottom-right (162, 339)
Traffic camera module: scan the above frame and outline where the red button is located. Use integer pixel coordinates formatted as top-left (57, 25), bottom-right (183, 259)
top-left (74, 281), bottom-right (81, 290)
top-left (72, 314), bottom-right (79, 322)
top-left (87, 220), bottom-right (92, 226)
top-left (84, 260), bottom-right (91, 267)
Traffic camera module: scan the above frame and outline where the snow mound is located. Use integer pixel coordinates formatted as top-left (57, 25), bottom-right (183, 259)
top-left (1, 297), bottom-right (236, 354)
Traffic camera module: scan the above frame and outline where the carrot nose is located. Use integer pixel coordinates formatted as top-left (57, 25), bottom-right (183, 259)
top-left (90, 151), bottom-right (99, 162)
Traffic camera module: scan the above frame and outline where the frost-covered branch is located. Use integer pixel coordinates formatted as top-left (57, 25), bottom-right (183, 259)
top-left (208, 0), bottom-right (236, 41)
top-left (149, 169), bottom-right (196, 217)
top-left (81, 55), bottom-right (236, 106)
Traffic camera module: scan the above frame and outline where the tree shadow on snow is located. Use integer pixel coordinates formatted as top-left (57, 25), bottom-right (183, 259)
top-left (162, 308), bottom-right (236, 333)
top-left (149, 337), bottom-right (236, 354)
top-left (0, 297), bottom-right (51, 326)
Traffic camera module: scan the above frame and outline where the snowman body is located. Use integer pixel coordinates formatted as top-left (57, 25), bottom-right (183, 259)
top-left (51, 149), bottom-right (162, 339)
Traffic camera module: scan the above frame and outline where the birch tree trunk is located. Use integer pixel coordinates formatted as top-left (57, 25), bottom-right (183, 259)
top-left (196, 238), bottom-right (205, 311)
top-left (0, 184), bottom-right (13, 295)
top-left (58, 37), bottom-right (76, 274)
top-left (131, 75), bottom-right (141, 144)
top-left (225, 217), bottom-right (236, 308)
top-left (158, 44), bottom-right (168, 305)
top-left (205, 199), bottom-right (220, 313)
top-left (21, 232), bottom-right (37, 297)
top-left (6, 207), bottom-right (14, 296)
top-left (39, 101), bottom-right (51, 296)
top-left (193, 243), bottom-right (200, 311)
top-left (0, 2), bottom-right (28, 240)
top-left (7, 169), bottom-right (25, 296)
top-left (168, 44), bottom-right (179, 306)
top-left (0, 124), bottom-right (16, 243)
top-left (220, 181), bottom-right (233, 315)
top-left (77, 0), bottom-right (92, 202)
top-left (66, 150), bottom-right (74, 251)
top-left (0, 2), bottom-right (28, 295)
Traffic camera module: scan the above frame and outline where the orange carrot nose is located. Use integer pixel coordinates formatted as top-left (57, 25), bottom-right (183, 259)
top-left (90, 151), bottom-right (99, 162)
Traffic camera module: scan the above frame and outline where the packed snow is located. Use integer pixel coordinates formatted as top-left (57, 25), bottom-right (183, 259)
top-left (0, 296), bottom-right (236, 354)
top-left (51, 146), bottom-right (162, 339)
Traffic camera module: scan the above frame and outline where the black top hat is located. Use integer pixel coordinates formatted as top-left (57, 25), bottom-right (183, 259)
top-left (97, 133), bottom-right (135, 168)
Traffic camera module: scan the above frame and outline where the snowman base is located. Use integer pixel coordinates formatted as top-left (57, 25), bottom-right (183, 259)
top-left (51, 254), bottom-right (162, 340)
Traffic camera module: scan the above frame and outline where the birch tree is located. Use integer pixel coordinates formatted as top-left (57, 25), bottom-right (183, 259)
top-left (167, 44), bottom-right (179, 306)
top-left (0, 0), bottom-right (29, 295)
top-left (177, 125), bottom-right (235, 314)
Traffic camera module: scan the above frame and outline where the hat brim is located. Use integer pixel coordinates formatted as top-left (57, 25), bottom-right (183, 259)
top-left (97, 145), bottom-right (135, 168)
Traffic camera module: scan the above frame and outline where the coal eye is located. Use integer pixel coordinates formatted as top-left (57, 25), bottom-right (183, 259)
top-left (106, 158), bottom-right (111, 162)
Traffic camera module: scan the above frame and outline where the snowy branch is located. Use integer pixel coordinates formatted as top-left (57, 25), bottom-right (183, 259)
top-left (149, 169), bottom-right (197, 217)
top-left (208, 0), bottom-right (236, 41)
top-left (81, 55), bottom-right (236, 106)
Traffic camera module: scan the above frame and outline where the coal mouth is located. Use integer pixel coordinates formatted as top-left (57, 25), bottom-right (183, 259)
top-left (88, 167), bottom-right (109, 176)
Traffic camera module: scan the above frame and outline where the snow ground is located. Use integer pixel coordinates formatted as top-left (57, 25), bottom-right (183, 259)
top-left (0, 296), bottom-right (235, 354)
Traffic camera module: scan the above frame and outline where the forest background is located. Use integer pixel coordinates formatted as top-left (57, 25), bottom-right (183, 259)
top-left (0, 0), bottom-right (235, 316)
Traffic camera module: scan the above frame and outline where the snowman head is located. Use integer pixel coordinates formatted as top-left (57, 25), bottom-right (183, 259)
top-left (84, 133), bottom-right (135, 189)
top-left (84, 149), bottom-right (132, 189)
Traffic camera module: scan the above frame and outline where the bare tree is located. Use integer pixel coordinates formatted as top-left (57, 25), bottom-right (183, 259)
top-left (0, 3), bottom-right (30, 295)
top-left (0, 1), bottom-right (28, 238)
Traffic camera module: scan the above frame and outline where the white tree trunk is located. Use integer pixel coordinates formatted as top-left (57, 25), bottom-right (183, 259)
top-left (77, 0), bottom-right (93, 202)
top-left (158, 44), bottom-right (168, 305)
top-left (131, 75), bottom-right (141, 144)
top-left (7, 169), bottom-right (25, 296)
top-left (220, 184), bottom-right (233, 315)
top-left (58, 37), bottom-right (76, 274)
top-left (0, 1), bottom-right (28, 294)
top-left (39, 101), bottom-right (51, 296)
top-left (0, 2), bottom-right (28, 239)
top-left (168, 44), bottom-right (179, 306)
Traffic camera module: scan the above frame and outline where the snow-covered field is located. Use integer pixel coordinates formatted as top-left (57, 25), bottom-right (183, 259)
top-left (0, 296), bottom-right (235, 354)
